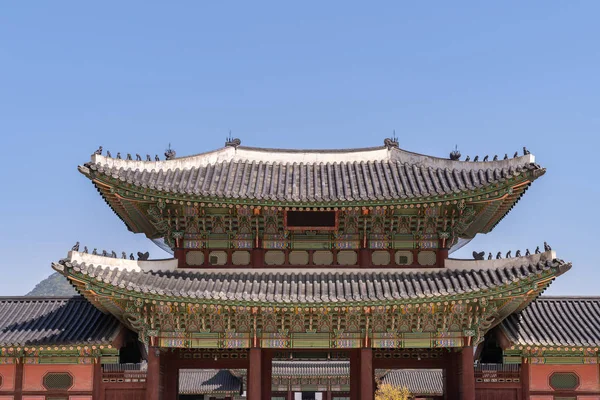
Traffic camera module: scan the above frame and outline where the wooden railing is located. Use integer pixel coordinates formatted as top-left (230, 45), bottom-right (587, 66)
top-left (474, 363), bottom-right (520, 383)
top-left (102, 363), bottom-right (147, 383)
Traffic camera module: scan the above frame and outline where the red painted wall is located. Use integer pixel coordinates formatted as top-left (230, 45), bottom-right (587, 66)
top-left (22, 364), bottom-right (93, 392)
top-left (530, 364), bottom-right (600, 392)
top-left (0, 365), bottom-right (15, 391)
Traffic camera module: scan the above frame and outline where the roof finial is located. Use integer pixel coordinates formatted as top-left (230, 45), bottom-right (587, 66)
top-left (384, 131), bottom-right (399, 149)
top-left (472, 251), bottom-right (484, 260)
top-left (449, 145), bottom-right (461, 161)
top-left (164, 143), bottom-right (176, 160)
top-left (225, 131), bottom-right (242, 148)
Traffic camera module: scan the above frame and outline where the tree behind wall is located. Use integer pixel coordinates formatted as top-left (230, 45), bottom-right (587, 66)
top-left (375, 383), bottom-right (412, 400)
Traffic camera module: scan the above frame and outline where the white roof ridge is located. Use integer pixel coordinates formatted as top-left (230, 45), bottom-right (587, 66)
top-left (89, 144), bottom-right (536, 173)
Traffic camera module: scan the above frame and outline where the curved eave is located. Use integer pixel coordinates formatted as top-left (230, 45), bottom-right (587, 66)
top-left (52, 253), bottom-right (570, 309)
top-left (80, 164), bottom-right (159, 237)
top-left (81, 163), bottom-right (543, 206)
top-left (81, 144), bottom-right (542, 208)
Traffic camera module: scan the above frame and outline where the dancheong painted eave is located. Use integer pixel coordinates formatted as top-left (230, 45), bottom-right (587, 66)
top-left (79, 140), bottom-right (545, 206)
top-left (52, 250), bottom-right (570, 307)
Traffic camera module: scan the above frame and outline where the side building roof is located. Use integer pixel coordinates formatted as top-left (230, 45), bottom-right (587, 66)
top-left (178, 363), bottom-right (442, 396)
top-left (500, 296), bottom-right (600, 348)
top-left (381, 369), bottom-right (443, 396)
top-left (179, 369), bottom-right (241, 395)
top-left (0, 296), bottom-right (122, 348)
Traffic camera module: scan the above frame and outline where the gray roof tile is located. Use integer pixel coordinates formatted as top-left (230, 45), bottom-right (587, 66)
top-left (54, 257), bottom-right (569, 304)
top-left (85, 145), bottom-right (543, 203)
top-left (273, 361), bottom-right (349, 377)
top-left (179, 369), bottom-right (241, 394)
top-left (381, 369), bottom-right (443, 396)
top-left (0, 296), bottom-right (121, 346)
top-left (177, 363), bottom-right (441, 396)
top-left (500, 297), bottom-right (600, 347)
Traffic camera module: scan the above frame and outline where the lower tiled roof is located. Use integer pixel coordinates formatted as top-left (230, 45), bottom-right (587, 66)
top-left (273, 361), bottom-right (349, 377)
top-left (381, 369), bottom-right (443, 396)
top-left (179, 369), bottom-right (241, 394)
top-left (0, 296), bottom-right (121, 347)
top-left (500, 296), bottom-right (600, 347)
top-left (53, 256), bottom-right (570, 304)
top-left (178, 365), bottom-right (442, 396)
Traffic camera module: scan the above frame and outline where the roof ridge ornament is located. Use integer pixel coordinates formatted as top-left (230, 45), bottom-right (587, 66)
top-left (383, 131), bottom-right (399, 149)
top-left (164, 143), bottom-right (176, 160)
top-left (449, 145), bottom-right (461, 161)
top-left (225, 131), bottom-right (241, 148)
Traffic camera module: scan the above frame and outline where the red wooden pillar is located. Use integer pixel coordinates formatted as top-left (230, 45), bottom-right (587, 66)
top-left (444, 351), bottom-right (459, 400)
top-left (359, 249), bottom-right (370, 267)
top-left (287, 385), bottom-right (293, 400)
top-left (252, 249), bottom-right (265, 268)
top-left (14, 358), bottom-right (23, 400)
top-left (261, 350), bottom-right (273, 400)
top-left (164, 356), bottom-right (179, 400)
top-left (521, 358), bottom-right (530, 399)
top-left (349, 350), bottom-right (360, 400)
top-left (460, 345), bottom-right (475, 400)
top-left (93, 359), bottom-right (104, 400)
top-left (146, 346), bottom-right (161, 400)
top-left (324, 385), bottom-right (332, 400)
top-left (436, 248), bottom-right (449, 267)
top-left (360, 348), bottom-right (374, 400)
top-left (248, 348), bottom-right (262, 400)
top-left (174, 247), bottom-right (186, 267)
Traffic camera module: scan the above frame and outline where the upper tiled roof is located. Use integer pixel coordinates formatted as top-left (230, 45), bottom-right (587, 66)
top-left (179, 369), bottom-right (241, 395)
top-left (81, 143), bottom-right (543, 203)
top-left (0, 296), bottom-right (121, 347)
top-left (381, 369), bottom-right (443, 396)
top-left (500, 297), bottom-right (600, 347)
top-left (53, 251), bottom-right (570, 305)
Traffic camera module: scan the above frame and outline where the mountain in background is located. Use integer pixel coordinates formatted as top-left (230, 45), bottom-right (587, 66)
top-left (26, 272), bottom-right (78, 296)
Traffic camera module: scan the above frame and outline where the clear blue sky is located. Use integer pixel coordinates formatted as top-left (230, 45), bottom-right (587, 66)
top-left (0, 2), bottom-right (598, 295)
